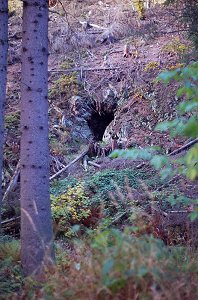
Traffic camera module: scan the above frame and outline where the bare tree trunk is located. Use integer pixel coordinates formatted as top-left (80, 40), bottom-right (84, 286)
top-left (20, 0), bottom-right (54, 278)
top-left (0, 0), bottom-right (8, 231)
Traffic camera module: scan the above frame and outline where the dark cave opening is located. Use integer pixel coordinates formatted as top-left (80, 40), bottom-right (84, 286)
top-left (87, 111), bottom-right (114, 141)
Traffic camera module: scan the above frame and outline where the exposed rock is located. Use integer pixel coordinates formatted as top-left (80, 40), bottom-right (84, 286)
top-left (70, 96), bottom-right (92, 119)
top-left (68, 89), bottom-right (118, 144)
top-left (72, 117), bottom-right (93, 142)
top-left (102, 87), bottom-right (118, 113)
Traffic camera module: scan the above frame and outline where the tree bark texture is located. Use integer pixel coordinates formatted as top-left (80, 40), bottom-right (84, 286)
top-left (0, 0), bottom-right (8, 230)
top-left (20, 0), bottom-right (54, 277)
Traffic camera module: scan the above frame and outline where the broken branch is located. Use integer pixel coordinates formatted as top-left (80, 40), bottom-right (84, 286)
top-left (3, 161), bottom-right (20, 202)
top-left (48, 66), bottom-right (119, 73)
top-left (50, 148), bottom-right (88, 180)
top-left (1, 216), bottom-right (20, 225)
top-left (169, 137), bottom-right (198, 156)
top-left (79, 21), bottom-right (107, 30)
top-left (87, 161), bottom-right (101, 168)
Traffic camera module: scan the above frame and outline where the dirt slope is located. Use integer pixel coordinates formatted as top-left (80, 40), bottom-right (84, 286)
top-left (4, 1), bottom-right (195, 187)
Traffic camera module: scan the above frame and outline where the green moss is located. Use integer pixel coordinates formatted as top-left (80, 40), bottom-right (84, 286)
top-left (144, 61), bottom-right (160, 72)
top-left (59, 59), bottom-right (75, 69)
top-left (50, 167), bottom-right (160, 233)
top-left (84, 168), bottom-right (158, 203)
top-left (162, 38), bottom-right (188, 56)
top-left (5, 111), bottom-right (20, 131)
top-left (49, 74), bottom-right (78, 100)
top-left (49, 58), bottom-right (79, 100)
top-left (51, 176), bottom-right (78, 197)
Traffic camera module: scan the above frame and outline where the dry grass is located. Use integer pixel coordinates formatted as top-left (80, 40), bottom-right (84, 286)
top-left (5, 230), bottom-right (198, 300)
top-left (48, 0), bottom-right (158, 54)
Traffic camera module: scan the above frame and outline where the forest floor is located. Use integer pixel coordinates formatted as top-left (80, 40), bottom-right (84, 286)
top-left (4, 0), bottom-right (197, 207)
top-left (1, 1), bottom-right (198, 299)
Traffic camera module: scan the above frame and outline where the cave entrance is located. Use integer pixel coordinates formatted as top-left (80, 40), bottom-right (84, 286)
top-left (87, 111), bottom-right (114, 141)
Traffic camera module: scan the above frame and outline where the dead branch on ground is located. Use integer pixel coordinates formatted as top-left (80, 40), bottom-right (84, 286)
top-left (168, 137), bottom-right (198, 156)
top-left (50, 148), bottom-right (89, 180)
top-left (3, 161), bottom-right (20, 202)
top-left (48, 66), bottom-right (119, 73)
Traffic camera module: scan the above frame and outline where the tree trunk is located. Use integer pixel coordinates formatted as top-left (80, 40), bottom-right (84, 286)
top-left (20, 0), bottom-right (54, 278)
top-left (0, 0), bottom-right (8, 231)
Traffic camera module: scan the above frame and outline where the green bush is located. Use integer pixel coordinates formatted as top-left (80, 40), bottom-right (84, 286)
top-left (51, 182), bottom-right (91, 237)
top-left (90, 229), bottom-right (198, 296)
top-left (0, 238), bottom-right (22, 298)
top-left (21, 229), bottom-right (198, 299)
top-left (84, 168), bottom-right (158, 202)
top-left (50, 168), bottom-right (160, 235)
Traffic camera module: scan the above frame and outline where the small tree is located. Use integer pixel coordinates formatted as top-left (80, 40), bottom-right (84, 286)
top-left (20, 0), bottom-right (54, 278)
top-left (0, 0), bottom-right (8, 230)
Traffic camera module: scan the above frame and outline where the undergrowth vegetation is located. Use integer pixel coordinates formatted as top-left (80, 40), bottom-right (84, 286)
top-left (111, 61), bottom-right (198, 218)
top-left (0, 237), bottom-right (22, 298)
top-left (51, 182), bottom-right (91, 237)
top-left (1, 1), bottom-right (198, 299)
top-left (49, 73), bottom-right (79, 103)
top-left (165, 0), bottom-right (198, 51)
top-left (50, 167), bottom-right (161, 236)
top-left (161, 37), bottom-right (188, 57)
top-left (1, 230), bottom-right (198, 299)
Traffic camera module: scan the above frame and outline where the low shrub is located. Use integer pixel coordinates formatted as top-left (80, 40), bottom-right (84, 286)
top-left (19, 229), bottom-right (198, 300)
top-left (50, 168), bottom-right (160, 236)
top-left (51, 183), bottom-right (91, 237)
top-left (0, 237), bottom-right (22, 298)
top-left (111, 61), bottom-right (198, 219)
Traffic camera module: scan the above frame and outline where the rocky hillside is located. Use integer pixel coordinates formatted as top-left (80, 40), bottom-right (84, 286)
top-left (4, 0), bottom-right (197, 205)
